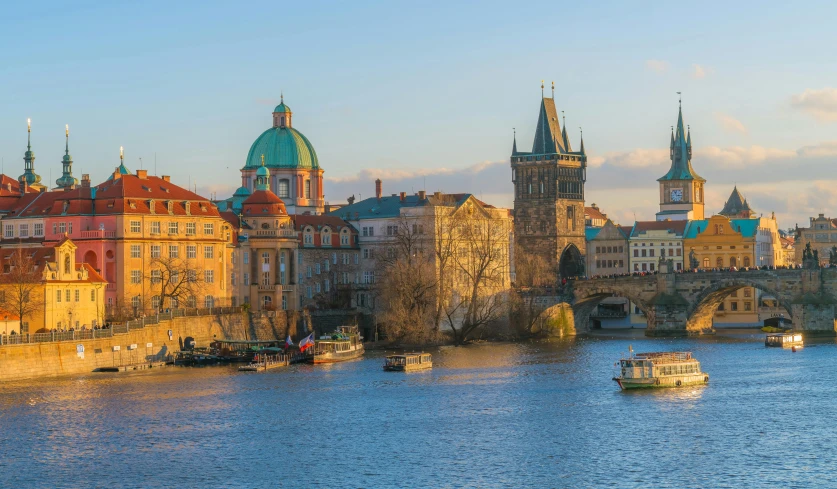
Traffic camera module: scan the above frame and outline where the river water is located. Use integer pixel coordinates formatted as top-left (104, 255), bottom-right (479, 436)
top-left (1, 330), bottom-right (836, 488)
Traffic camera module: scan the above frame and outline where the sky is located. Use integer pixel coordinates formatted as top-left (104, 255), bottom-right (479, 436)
top-left (2, 0), bottom-right (837, 230)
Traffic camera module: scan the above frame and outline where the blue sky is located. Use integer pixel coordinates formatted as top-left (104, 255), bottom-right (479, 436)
top-left (2, 1), bottom-right (837, 227)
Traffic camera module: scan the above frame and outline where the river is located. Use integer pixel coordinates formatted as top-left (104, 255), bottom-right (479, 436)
top-left (1, 330), bottom-right (836, 488)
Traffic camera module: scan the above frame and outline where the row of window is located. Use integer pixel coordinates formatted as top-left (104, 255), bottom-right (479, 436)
top-left (633, 262), bottom-right (684, 272)
top-left (301, 233), bottom-right (351, 246)
top-left (55, 289), bottom-right (96, 302)
top-left (633, 248), bottom-right (682, 258)
top-left (701, 257), bottom-right (751, 268)
top-left (3, 223), bottom-right (45, 239)
top-left (129, 221), bottom-right (215, 236)
top-left (717, 301), bottom-right (753, 312)
top-left (595, 246), bottom-right (624, 254)
top-left (131, 269), bottom-right (212, 284)
top-left (596, 260), bottom-right (625, 269)
top-left (130, 244), bottom-right (216, 259)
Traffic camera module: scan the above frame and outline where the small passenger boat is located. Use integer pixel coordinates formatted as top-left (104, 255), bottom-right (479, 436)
top-left (765, 333), bottom-right (803, 348)
top-left (383, 352), bottom-right (432, 372)
top-left (309, 326), bottom-right (364, 364)
top-left (612, 349), bottom-right (708, 390)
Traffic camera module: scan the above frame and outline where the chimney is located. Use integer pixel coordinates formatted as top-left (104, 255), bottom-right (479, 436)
top-left (20, 181), bottom-right (27, 196)
top-left (418, 190), bottom-right (426, 200)
top-left (81, 174), bottom-right (91, 188)
top-left (400, 191), bottom-right (406, 202)
top-left (434, 191), bottom-right (442, 199)
top-left (39, 186), bottom-right (46, 193)
top-left (112, 170), bottom-right (122, 181)
top-left (162, 175), bottom-right (171, 183)
top-left (592, 203), bottom-right (598, 210)
top-left (137, 169), bottom-right (148, 179)
top-left (375, 179), bottom-right (382, 200)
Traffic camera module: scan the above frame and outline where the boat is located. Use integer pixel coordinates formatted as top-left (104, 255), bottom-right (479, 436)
top-left (239, 350), bottom-right (290, 372)
top-left (383, 352), bottom-right (432, 372)
top-left (209, 339), bottom-right (283, 363)
top-left (612, 350), bottom-right (709, 390)
top-left (765, 332), bottom-right (803, 348)
top-left (309, 326), bottom-right (364, 364)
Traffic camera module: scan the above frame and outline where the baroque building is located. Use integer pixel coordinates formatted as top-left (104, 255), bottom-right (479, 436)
top-left (511, 90), bottom-right (587, 278)
top-left (221, 97), bottom-right (325, 215)
top-left (656, 103), bottom-right (705, 221)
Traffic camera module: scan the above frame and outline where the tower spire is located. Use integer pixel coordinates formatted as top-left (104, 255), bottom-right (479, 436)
top-left (551, 81), bottom-right (555, 99)
top-left (56, 124), bottom-right (78, 190)
top-left (579, 126), bottom-right (585, 155)
top-left (511, 128), bottom-right (518, 156)
top-left (19, 118), bottom-right (43, 189)
top-left (541, 80), bottom-right (544, 98)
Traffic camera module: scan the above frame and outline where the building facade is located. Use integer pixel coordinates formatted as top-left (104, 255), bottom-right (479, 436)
top-left (628, 221), bottom-right (688, 273)
top-left (511, 92), bottom-right (587, 278)
top-left (586, 220), bottom-right (630, 277)
top-left (794, 214), bottom-right (837, 266)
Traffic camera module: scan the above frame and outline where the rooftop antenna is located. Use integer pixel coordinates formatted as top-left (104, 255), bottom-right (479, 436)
top-left (551, 81), bottom-right (555, 98)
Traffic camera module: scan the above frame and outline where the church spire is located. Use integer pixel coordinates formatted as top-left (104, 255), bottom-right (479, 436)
top-left (511, 128), bottom-right (518, 156)
top-left (561, 111), bottom-right (572, 152)
top-left (56, 124), bottom-right (78, 190)
top-left (579, 127), bottom-right (585, 155)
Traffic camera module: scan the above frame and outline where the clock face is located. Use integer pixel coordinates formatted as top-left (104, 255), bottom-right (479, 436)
top-left (670, 189), bottom-right (683, 202)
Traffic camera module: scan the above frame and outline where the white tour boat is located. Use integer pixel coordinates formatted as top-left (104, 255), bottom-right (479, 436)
top-left (612, 349), bottom-right (709, 390)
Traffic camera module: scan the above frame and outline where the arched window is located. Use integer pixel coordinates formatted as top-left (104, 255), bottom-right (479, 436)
top-left (730, 257), bottom-right (737, 268)
top-left (263, 295), bottom-right (272, 308)
top-left (743, 257), bottom-right (751, 267)
top-left (716, 257), bottom-right (723, 268)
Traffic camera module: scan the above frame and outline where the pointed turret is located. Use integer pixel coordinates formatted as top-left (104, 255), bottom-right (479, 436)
top-left (657, 103), bottom-right (705, 182)
top-left (511, 129), bottom-right (518, 156)
top-left (19, 118), bottom-right (44, 189)
top-left (107, 146), bottom-right (132, 181)
top-left (55, 124), bottom-right (78, 190)
top-left (579, 131), bottom-right (586, 156)
top-left (532, 97), bottom-right (565, 154)
top-left (719, 186), bottom-right (754, 218)
top-left (686, 125), bottom-right (692, 159)
top-left (561, 125), bottom-right (573, 152)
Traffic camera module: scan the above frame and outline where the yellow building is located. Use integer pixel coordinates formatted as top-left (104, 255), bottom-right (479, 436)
top-left (0, 238), bottom-right (106, 333)
top-left (684, 215), bottom-right (760, 325)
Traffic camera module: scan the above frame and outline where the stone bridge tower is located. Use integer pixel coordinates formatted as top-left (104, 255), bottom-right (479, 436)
top-left (511, 84), bottom-right (587, 280)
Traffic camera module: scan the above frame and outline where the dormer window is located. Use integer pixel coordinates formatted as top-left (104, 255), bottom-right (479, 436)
top-left (166, 201), bottom-right (173, 214)
top-left (184, 202), bottom-right (191, 215)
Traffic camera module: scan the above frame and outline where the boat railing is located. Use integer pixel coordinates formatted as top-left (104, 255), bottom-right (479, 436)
top-left (632, 352), bottom-right (692, 362)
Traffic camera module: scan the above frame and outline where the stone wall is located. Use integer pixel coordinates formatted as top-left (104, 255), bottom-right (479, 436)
top-left (0, 313), bottom-right (248, 382)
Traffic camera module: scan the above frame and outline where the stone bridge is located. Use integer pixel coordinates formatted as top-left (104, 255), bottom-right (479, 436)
top-left (564, 260), bottom-right (837, 337)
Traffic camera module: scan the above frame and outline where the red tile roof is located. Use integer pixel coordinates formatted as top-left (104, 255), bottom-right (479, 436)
top-left (585, 206), bottom-right (607, 221)
top-left (293, 214), bottom-right (355, 231)
top-left (242, 190), bottom-right (288, 216)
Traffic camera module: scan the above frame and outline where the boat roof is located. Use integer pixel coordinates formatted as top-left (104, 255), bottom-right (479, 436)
top-left (627, 352), bottom-right (694, 362)
top-left (386, 352), bottom-right (430, 359)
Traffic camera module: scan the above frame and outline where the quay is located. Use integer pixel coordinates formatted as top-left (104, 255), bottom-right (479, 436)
top-left (94, 361), bottom-right (170, 373)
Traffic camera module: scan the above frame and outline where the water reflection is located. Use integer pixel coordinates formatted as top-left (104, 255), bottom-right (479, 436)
top-left (2, 332), bottom-right (837, 488)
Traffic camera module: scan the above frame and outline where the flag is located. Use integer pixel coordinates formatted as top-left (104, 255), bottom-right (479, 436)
top-left (299, 333), bottom-right (315, 352)
top-left (285, 335), bottom-right (293, 347)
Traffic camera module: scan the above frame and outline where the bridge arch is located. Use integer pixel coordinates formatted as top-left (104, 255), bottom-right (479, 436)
top-left (572, 284), bottom-right (654, 333)
top-left (686, 277), bottom-right (794, 333)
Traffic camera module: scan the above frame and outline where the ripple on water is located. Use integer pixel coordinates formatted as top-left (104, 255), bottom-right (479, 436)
top-left (2, 334), bottom-right (837, 488)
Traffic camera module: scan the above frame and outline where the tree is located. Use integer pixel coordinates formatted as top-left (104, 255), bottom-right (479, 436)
top-left (0, 247), bottom-right (46, 334)
top-left (376, 214), bottom-right (439, 344)
top-left (442, 209), bottom-right (511, 344)
top-left (146, 256), bottom-right (208, 312)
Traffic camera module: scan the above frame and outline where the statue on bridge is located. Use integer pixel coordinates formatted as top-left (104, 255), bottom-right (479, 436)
top-left (688, 249), bottom-right (699, 270)
top-left (803, 242), bottom-right (821, 269)
top-left (830, 246), bottom-right (837, 266)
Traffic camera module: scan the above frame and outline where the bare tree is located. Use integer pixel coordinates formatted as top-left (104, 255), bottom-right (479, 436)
top-left (509, 243), bottom-right (556, 337)
top-left (376, 214), bottom-right (439, 344)
top-left (0, 248), bottom-right (46, 334)
top-left (146, 256), bottom-right (208, 312)
top-left (442, 211), bottom-right (511, 344)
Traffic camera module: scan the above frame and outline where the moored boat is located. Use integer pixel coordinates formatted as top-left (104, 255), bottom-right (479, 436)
top-left (765, 332), bottom-right (803, 348)
top-left (612, 350), bottom-right (708, 390)
top-left (383, 352), bottom-right (432, 372)
top-left (309, 326), bottom-right (364, 364)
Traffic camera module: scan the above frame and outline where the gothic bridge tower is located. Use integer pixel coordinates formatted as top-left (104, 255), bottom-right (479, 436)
top-left (511, 84), bottom-right (587, 280)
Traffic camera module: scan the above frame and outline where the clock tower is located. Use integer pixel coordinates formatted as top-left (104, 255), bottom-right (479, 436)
top-left (656, 102), bottom-right (705, 221)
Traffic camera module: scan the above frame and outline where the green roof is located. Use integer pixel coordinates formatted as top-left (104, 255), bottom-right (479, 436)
top-left (244, 126), bottom-right (319, 170)
top-left (273, 102), bottom-right (291, 113)
top-left (683, 218), bottom-right (760, 239)
top-left (585, 227), bottom-right (601, 241)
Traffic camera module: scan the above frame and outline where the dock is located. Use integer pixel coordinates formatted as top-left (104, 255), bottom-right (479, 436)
top-left (94, 361), bottom-right (170, 373)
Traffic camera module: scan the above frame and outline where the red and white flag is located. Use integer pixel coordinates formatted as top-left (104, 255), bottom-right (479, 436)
top-left (299, 333), bottom-right (315, 352)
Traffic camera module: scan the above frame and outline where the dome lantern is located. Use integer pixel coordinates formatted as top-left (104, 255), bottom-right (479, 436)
top-left (272, 93), bottom-right (292, 128)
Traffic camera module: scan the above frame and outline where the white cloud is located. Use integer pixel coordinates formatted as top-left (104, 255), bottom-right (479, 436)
top-left (697, 145), bottom-right (794, 166)
top-left (790, 88), bottom-right (837, 122)
top-left (714, 112), bottom-right (748, 134)
top-left (692, 64), bottom-right (708, 79)
top-left (796, 141), bottom-right (837, 158)
top-left (588, 148), bottom-right (669, 169)
top-left (645, 59), bottom-right (669, 74)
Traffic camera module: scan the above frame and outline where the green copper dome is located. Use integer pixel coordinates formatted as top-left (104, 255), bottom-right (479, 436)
top-left (274, 102), bottom-right (291, 113)
top-left (244, 127), bottom-right (319, 170)
top-left (256, 163), bottom-right (270, 177)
